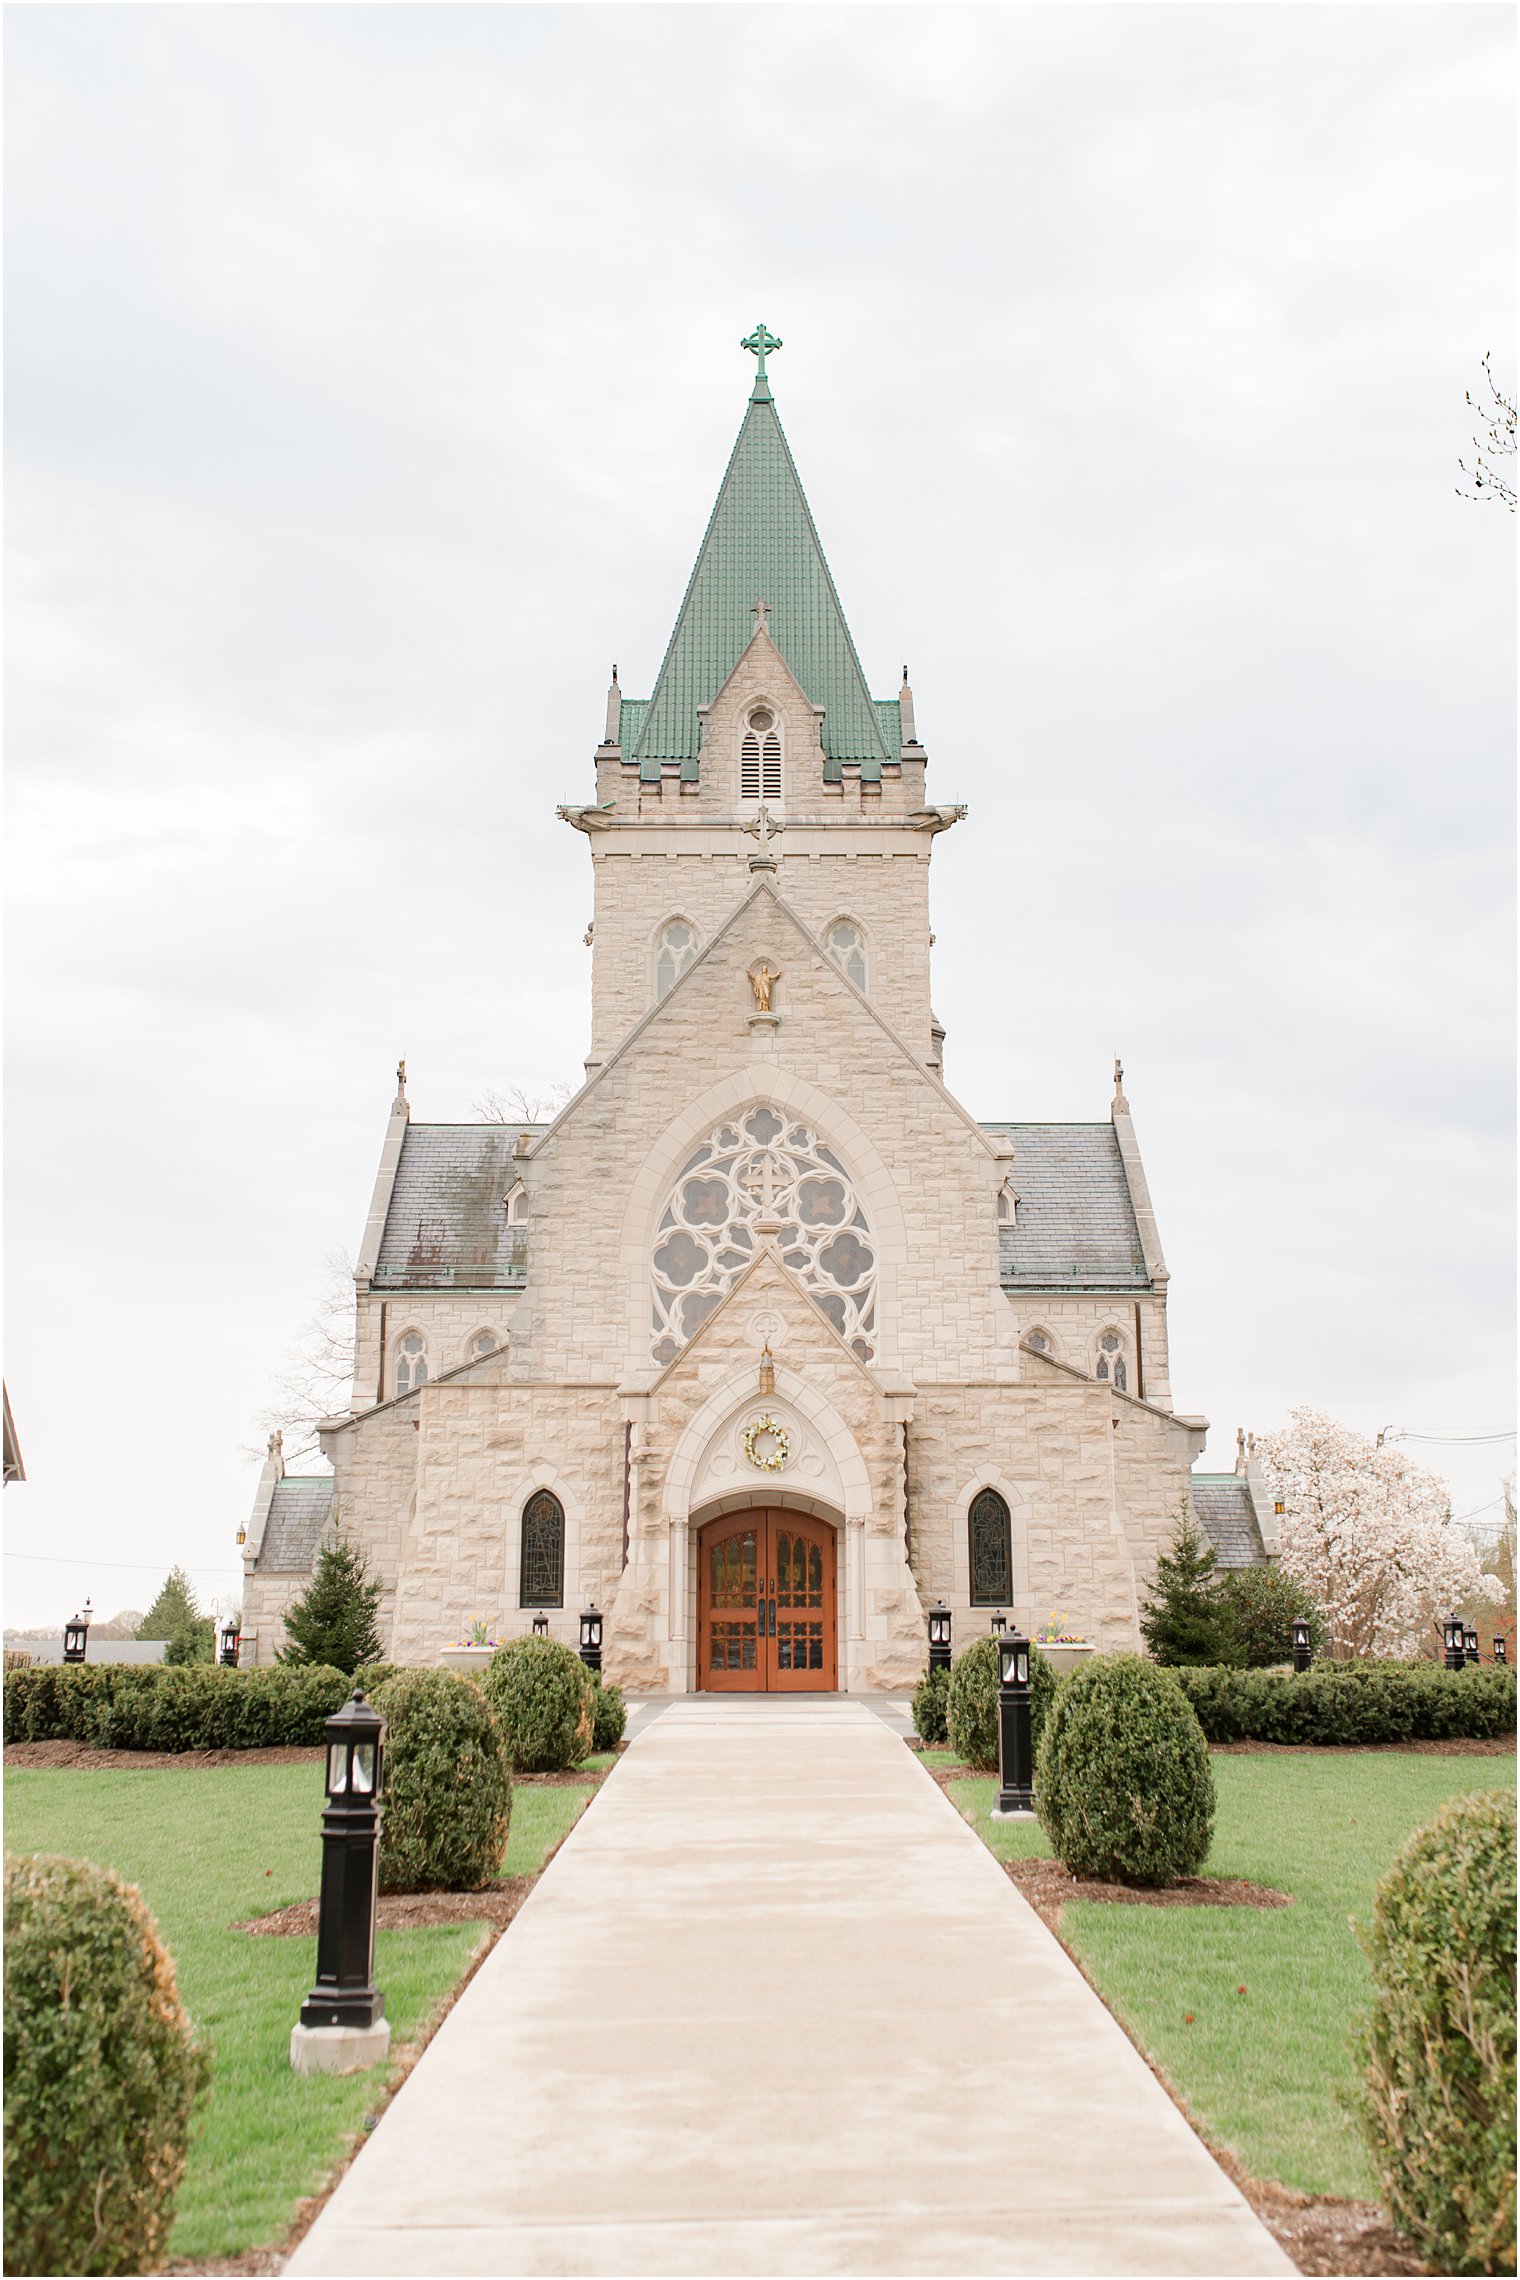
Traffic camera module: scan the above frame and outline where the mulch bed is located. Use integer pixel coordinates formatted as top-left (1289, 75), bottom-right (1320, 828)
top-left (1004, 1855), bottom-right (1292, 1923)
top-left (1212, 1736), bottom-right (1513, 1757)
top-left (1211, 2150), bottom-right (1427, 2277)
top-left (5, 1740), bottom-right (324, 1771)
top-left (236, 1877), bottom-right (535, 1936)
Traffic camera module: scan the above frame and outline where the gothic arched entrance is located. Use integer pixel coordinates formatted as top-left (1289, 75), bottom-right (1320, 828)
top-left (697, 1509), bottom-right (838, 1693)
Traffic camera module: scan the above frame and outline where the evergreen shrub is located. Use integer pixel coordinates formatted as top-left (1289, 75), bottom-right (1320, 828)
top-left (1172, 1662), bottom-right (1515, 1745)
top-left (1217, 1565), bottom-right (1323, 1667)
top-left (590, 1676), bottom-right (627, 1754)
top-left (481, 1638), bottom-right (595, 1772)
top-left (1139, 1510), bottom-right (1242, 1666)
top-left (1355, 1790), bottom-right (1516, 2276)
top-left (1036, 1654), bottom-right (1215, 1885)
top-left (277, 1535), bottom-right (383, 1674)
top-left (945, 1634), bottom-right (1057, 1771)
top-left (4, 1852), bottom-right (209, 2277)
top-left (372, 1670), bottom-right (512, 1892)
top-left (911, 1664), bottom-right (950, 1746)
top-left (2, 1662), bottom-right (353, 1749)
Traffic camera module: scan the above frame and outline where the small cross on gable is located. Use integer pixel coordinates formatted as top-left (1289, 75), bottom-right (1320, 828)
top-left (751, 597), bottom-right (770, 636)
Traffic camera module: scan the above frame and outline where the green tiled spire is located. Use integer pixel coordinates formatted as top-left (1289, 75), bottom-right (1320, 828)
top-left (631, 355), bottom-right (894, 781)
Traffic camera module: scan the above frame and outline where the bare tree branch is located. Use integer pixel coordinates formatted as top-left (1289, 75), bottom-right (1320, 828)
top-left (1457, 352), bottom-right (1516, 512)
top-left (248, 1248), bottom-right (357, 1467)
top-left (473, 1080), bottom-right (575, 1125)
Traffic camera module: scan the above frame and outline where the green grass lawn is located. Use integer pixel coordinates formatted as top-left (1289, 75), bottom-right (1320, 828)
top-left (5, 1760), bottom-right (599, 2259)
top-left (933, 1749), bottom-right (1509, 2198)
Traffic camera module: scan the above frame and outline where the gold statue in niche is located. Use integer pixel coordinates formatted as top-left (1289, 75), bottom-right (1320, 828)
top-left (750, 961), bottom-right (778, 1012)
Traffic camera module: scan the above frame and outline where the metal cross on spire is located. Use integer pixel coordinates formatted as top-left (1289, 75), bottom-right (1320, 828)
top-left (741, 321), bottom-right (783, 381)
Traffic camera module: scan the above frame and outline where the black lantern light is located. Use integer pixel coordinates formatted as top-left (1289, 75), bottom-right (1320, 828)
top-left (62, 1601), bottom-right (92, 1664)
top-left (926, 1600), bottom-right (952, 1674)
top-left (1442, 1614), bottom-right (1466, 1671)
top-left (993, 1628), bottom-right (1035, 1816)
top-left (219, 1617), bottom-right (241, 1668)
top-left (531, 1611), bottom-right (550, 1639)
top-left (989, 1610), bottom-right (1006, 1636)
top-left (1290, 1618), bottom-right (1312, 1675)
top-left (579, 1602), bottom-right (604, 1674)
top-left (1465, 1626), bottom-right (1481, 1665)
top-left (299, 1689), bottom-right (386, 2037)
top-left (1494, 1634), bottom-right (1508, 1668)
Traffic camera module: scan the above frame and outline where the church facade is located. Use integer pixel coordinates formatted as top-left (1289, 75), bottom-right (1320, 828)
top-left (240, 330), bottom-right (1270, 1690)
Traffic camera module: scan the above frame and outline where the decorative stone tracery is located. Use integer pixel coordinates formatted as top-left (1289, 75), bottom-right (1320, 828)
top-left (651, 1104), bottom-right (877, 1366)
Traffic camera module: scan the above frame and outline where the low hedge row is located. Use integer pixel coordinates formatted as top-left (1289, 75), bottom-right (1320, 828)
top-left (1172, 1663), bottom-right (1515, 1745)
top-left (3, 1662), bottom-right (354, 1750)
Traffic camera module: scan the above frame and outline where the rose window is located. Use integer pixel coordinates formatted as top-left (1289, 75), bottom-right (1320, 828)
top-left (652, 1105), bottom-right (877, 1366)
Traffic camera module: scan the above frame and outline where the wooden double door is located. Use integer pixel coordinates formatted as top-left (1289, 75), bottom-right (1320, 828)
top-left (698, 1508), bottom-right (838, 1692)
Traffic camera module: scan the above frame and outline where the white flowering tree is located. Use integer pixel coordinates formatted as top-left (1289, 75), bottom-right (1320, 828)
top-left (1254, 1407), bottom-right (1502, 1659)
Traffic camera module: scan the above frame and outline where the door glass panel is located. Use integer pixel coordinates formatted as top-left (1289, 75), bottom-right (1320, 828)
top-left (711, 1530), bottom-right (758, 1609)
top-left (807, 1543), bottom-right (822, 1606)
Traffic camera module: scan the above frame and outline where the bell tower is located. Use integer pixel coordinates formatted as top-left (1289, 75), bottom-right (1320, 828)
top-left (560, 327), bottom-right (965, 1074)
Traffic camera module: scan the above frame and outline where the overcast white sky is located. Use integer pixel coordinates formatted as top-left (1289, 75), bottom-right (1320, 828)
top-left (5, 3), bottom-right (1514, 1628)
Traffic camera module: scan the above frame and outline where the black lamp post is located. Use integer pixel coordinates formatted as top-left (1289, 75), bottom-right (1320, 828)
top-left (993, 1629), bottom-right (1035, 1817)
top-left (1290, 1618), bottom-right (1312, 1675)
top-left (1494, 1634), bottom-right (1508, 1668)
top-left (531, 1611), bottom-right (549, 1639)
top-left (1442, 1615), bottom-right (1466, 1671)
top-left (298, 1689), bottom-right (386, 2037)
top-left (62, 1602), bottom-right (92, 1664)
top-left (218, 1617), bottom-right (240, 1668)
top-left (579, 1602), bottom-right (604, 1675)
top-left (1465, 1626), bottom-right (1480, 1665)
top-left (927, 1600), bottom-right (952, 1674)
top-left (989, 1610), bottom-right (1006, 1636)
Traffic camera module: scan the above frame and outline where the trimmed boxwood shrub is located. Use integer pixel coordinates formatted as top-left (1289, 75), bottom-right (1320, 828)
top-left (481, 1638), bottom-right (595, 1772)
top-left (1355, 1789), bottom-right (1516, 2276)
top-left (4, 1852), bottom-right (209, 2276)
top-left (372, 1670), bottom-right (512, 1893)
top-left (1036, 1654), bottom-right (1215, 1885)
top-left (1171, 1662), bottom-right (1515, 1745)
top-left (911, 1665), bottom-right (950, 1746)
top-left (945, 1634), bottom-right (1058, 1771)
top-left (590, 1677), bottom-right (626, 1755)
top-left (2, 1662), bottom-right (354, 1749)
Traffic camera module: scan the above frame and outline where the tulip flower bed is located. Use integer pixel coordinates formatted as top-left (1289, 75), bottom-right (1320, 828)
top-left (4, 1757), bottom-right (607, 2260)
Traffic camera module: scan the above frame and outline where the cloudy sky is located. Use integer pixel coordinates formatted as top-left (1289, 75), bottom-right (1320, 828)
top-left (5, 3), bottom-right (1514, 1628)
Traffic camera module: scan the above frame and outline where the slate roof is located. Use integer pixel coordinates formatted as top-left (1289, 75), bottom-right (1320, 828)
top-left (1191, 1476), bottom-right (1269, 1569)
top-left (983, 1122), bottom-right (1151, 1291)
top-left (630, 380), bottom-right (895, 782)
top-left (373, 1124), bottom-right (535, 1290)
top-left (259, 1478), bottom-right (334, 1572)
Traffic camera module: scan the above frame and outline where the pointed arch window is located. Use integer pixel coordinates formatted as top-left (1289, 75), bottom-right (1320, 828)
top-left (655, 918), bottom-right (699, 1000)
top-left (394, 1332), bottom-right (428, 1398)
top-left (969, 1489), bottom-right (1013, 1606)
top-left (825, 919), bottom-right (868, 991)
top-left (1095, 1328), bottom-right (1129, 1394)
top-left (519, 1490), bottom-right (565, 1608)
top-left (469, 1330), bottom-right (499, 1361)
top-left (740, 708), bottom-right (783, 804)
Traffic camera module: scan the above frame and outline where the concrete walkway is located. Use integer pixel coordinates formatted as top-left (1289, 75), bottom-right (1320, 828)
top-left (288, 1700), bottom-right (1293, 2276)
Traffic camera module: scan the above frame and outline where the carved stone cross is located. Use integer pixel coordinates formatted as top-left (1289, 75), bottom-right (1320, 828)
top-left (742, 805), bottom-right (784, 853)
top-left (751, 597), bottom-right (770, 635)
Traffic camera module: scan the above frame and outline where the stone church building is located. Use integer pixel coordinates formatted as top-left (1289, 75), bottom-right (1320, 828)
top-left (241, 330), bottom-right (1270, 1690)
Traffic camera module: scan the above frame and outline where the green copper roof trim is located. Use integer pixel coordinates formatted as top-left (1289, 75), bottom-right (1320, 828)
top-left (631, 390), bottom-right (894, 777)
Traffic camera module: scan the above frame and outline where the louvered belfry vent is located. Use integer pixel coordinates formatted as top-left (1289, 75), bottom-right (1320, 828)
top-left (741, 710), bottom-right (781, 803)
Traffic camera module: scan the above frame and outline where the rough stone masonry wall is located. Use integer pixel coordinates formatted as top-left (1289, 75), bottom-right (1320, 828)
top-left (351, 1291), bottom-right (522, 1411)
top-left (905, 1366), bottom-right (1196, 1653)
top-left (512, 885), bottom-right (1017, 1392)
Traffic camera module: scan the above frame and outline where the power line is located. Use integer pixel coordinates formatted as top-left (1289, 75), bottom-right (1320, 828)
top-left (3, 1550), bottom-right (239, 1578)
top-left (1386, 1430), bottom-right (1516, 1447)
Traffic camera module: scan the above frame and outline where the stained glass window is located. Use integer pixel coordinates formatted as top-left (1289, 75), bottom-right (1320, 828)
top-left (655, 919), bottom-right (698, 1000)
top-left (825, 919), bottom-right (867, 991)
top-left (969, 1489), bottom-right (1012, 1606)
top-left (394, 1332), bottom-right (428, 1397)
top-left (519, 1490), bottom-right (565, 1608)
top-left (1095, 1330), bottom-right (1129, 1394)
top-left (1025, 1328), bottom-right (1050, 1354)
top-left (650, 1105), bottom-right (877, 1366)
